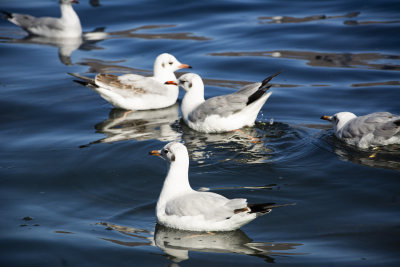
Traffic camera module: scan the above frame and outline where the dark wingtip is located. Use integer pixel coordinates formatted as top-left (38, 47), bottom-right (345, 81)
top-left (73, 79), bottom-right (89, 86)
top-left (0, 10), bottom-right (13, 19)
top-left (394, 119), bottom-right (400, 126)
top-left (261, 70), bottom-right (283, 86)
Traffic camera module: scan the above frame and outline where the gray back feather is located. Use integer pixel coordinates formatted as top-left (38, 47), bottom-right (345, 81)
top-left (188, 93), bottom-right (248, 122)
top-left (342, 112), bottom-right (400, 139)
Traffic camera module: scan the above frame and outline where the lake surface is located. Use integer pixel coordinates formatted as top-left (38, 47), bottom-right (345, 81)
top-left (1, 0), bottom-right (399, 266)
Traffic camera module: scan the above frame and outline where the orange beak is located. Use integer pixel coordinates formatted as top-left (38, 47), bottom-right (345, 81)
top-left (164, 81), bottom-right (178, 85)
top-left (149, 150), bottom-right (161, 156)
top-left (178, 63), bottom-right (192, 69)
top-left (320, 115), bottom-right (332, 121)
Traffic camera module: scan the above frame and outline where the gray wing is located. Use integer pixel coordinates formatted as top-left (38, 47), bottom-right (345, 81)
top-left (10, 14), bottom-right (64, 33)
top-left (343, 112), bottom-right (400, 139)
top-left (188, 93), bottom-right (248, 122)
top-left (233, 82), bottom-right (262, 97)
top-left (165, 192), bottom-right (247, 221)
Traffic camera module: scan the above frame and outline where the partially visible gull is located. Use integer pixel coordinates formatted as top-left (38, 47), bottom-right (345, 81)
top-left (321, 111), bottom-right (400, 148)
top-left (68, 53), bottom-right (191, 110)
top-left (149, 142), bottom-right (293, 231)
top-left (1, 0), bottom-right (82, 38)
top-left (166, 72), bottom-right (280, 133)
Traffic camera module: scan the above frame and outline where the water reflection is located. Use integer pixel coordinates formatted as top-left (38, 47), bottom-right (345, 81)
top-left (154, 224), bottom-right (304, 264)
top-left (96, 222), bottom-right (304, 264)
top-left (0, 24), bottom-right (208, 65)
top-left (81, 104), bottom-right (181, 147)
top-left (0, 32), bottom-right (104, 65)
top-left (259, 12), bottom-right (360, 24)
top-left (181, 122), bottom-right (307, 165)
top-left (209, 50), bottom-right (400, 72)
top-left (319, 132), bottom-right (400, 172)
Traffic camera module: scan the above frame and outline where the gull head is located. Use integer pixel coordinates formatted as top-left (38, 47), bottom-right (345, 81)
top-left (149, 142), bottom-right (188, 163)
top-left (154, 53), bottom-right (191, 75)
top-left (177, 73), bottom-right (204, 92)
top-left (321, 112), bottom-right (357, 132)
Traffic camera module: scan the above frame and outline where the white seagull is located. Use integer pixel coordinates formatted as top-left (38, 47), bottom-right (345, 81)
top-left (321, 111), bottom-right (400, 149)
top-left (68, 53), bottom-right (191, 110)
top-left (166, 72), bottom-right (280, 133)
top-left (149, 142), bottom-right (292, 231)
top-left (1, 0), bottom-right (82, 38)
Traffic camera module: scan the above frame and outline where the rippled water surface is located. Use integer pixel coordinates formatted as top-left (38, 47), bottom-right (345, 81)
top-left (1, 0), bottom-right (399, 266)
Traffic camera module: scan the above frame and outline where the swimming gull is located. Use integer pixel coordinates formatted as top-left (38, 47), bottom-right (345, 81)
top-left (1, 0), bottom-right (82, 38)
top-left (149, 142), bottom-right (293, 231)
top-left (68, 53), bottom-right (191, 110)
top-left (321, 111), bottom-right (400, 148)
top-left (166, 72), bottom-right (280, 133)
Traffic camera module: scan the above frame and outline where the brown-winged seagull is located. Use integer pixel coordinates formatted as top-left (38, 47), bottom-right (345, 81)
top-left (68, 53), bottom-right (191, 110)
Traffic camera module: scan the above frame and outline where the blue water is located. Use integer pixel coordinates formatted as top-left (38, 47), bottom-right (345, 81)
top-left (0, 0), bottom-right (399, 266)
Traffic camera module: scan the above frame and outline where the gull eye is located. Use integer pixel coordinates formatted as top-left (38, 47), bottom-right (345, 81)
top-left (163, 149), bottom-right (169, 154)
top-left (168, 62), bottom-right (173, 65)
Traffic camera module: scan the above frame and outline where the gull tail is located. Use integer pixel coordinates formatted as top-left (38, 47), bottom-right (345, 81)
top-left (0, 10), bottom-right (13, 20)
top-left (67, 72), bottom-right (97, 87)
top-left (247, 70), bottom-right (282, 105)
top-left (249, 202), bottom-right (296, 214)
top-left (234, 202), bottom-right (295, 215)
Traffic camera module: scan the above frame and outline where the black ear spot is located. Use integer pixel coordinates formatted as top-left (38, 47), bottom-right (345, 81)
top-left (171, 155), bottom-right (175, 162)
top-left (189, 82), bottom-right (192, 88)
top-left (162, 63), bottom-right (165, 68)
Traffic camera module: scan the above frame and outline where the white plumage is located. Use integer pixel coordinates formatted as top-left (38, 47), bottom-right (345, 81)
top-left (149, 142), bottom-right (286, 231)
top-left (1, 0), bottom-right (82, 38)
top-left (68, 53), bottom-right (191, 110)
top-left (170, 72), bottom-right (280, 133)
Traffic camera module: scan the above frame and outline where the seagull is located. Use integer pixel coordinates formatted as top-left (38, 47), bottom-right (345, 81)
top-left (166, 72), bottom-right (280, 133)
top-left (321, 112), bottom-right (400, 149)
top-left (1, 0), bottom-right (82, 38)
top-left (149, 142), bottom-right (293, 231)
top-left (68, 53), bottom-right (191, 110)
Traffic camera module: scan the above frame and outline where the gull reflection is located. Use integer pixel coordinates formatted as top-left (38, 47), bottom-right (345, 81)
top-left (181, 121), bottom-right (304, 165)
top-left (81, 103), bottom-right (181, 147)
top-left (333, 142), bottom-right (400, 172)
top-left (154, 224), bottom-right (304, 264)
top-left (319, 132), bottom-right (400, 172)
top-left (0, 23), bottom-right (208, 65)
top-left (95, 222), bottom-right (304, 264)
top-left (0, 28), bottom-right (106, 65)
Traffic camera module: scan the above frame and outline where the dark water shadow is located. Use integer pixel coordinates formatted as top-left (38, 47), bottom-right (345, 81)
top-left (259, 12), bottom-right (360, 24)
top-left (80, 103), bottom-right (181, 148)
top-left (95, 222), bottom-right (305, 264)
top-left (209, 50), bottom-right (400, 72)
top-left (316, 130), bottom-right (400, 172)
top-left (177, 121), bottom-right (315, 165)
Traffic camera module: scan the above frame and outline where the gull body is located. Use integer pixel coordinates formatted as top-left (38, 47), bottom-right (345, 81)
top-left (69, 53), bottom-right (191, 110)
top-left (1, 0), bottom-right (82, 38)
top-left (150, 142), bottom-right (289, 231)
top-left (173, 72), bottom-right (280, 133)
top-left (321, 111), bottom-right (400, 148)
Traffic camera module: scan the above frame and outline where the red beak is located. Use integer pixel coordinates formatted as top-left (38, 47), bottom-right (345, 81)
top-left (178, 64), bottom-right (192, 69)
top-left (164, 81), bottom-right (178, 85)
top-left (149, 150), bottom-right (161, 156)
